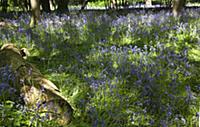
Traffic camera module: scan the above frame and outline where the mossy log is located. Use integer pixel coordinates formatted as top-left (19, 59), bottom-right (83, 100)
top-left (0, 43), bottom-right (73, 125)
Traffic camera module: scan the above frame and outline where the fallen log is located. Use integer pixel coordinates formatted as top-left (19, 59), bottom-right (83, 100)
top-left (0, 43), bottom-right (73, 125)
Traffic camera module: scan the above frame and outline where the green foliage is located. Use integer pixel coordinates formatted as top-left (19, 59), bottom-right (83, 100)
top-left (0, 101), bottom-right (27, 126)
top-left (0, 100), bottom-right (67, 127)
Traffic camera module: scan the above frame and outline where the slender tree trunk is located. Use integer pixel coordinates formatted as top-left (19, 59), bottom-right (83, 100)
top-left (23, 0), bottom-right (28, 11)
top-left (30, 0), bottom-right (40, 27)
top-left (172, 0), bottom-right (185, 17)
top-left (113, 0), bottom-right (118, 9)
top-left (41, 0), bottom-right (51, 12)
top-left (109, 0), bottom-right (117, 9)
top-left (27, 0), bottom-right (31, 11)
top-left (21, 0), bottom-right (31, 11)
top-left (145, 0), bottom-right (152, 6)
top-left (121, 0), bottom-right (128, 7)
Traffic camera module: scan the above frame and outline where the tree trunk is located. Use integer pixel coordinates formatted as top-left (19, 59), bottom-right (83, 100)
top-left (23, 0), bottom-right (28, 11)
top-left (41, 0), bottom-right (51, 12)
top-left (121, 0), bottom-right (128, 7)
top-left (21, 0), bottom-right (31, 11)
top-left (30, 0), bottom-right (40, 27)
top-left (172, 0), bottom-right (185, 17)
top-left (112, 0), bottom-right (118, 9)
top-left (57, 0), bottom-right (69, 13)
top-left (145, 0), bottom-right (152, 6)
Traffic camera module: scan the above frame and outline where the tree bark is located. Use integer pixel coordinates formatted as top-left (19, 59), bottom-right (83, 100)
top-left (24, 0), bottom-right (31, 11)
top-left (121, 0), bottom-right (128, 7)
top-left (172, 0), bottom-right (185, 17)
top-left (145, 0), bottom-right (152, 6)
top-left (111, 0), bottom-right (118, 9)
top-left (41, 0), bottom-right (51, 12)
top-left (30, 0), bottom-right (40, 27)
top-left (21, 0), bottom-right (31, 11)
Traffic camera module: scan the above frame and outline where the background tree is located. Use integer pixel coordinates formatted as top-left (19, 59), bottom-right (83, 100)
top-left (145, 0), bottom-right (152, 6)
top-left (30, 0), bottom-right (40, 27)
top-left (22, 0), bottom-right (31, 11)
top-left (172, 0), bottom-right (186, 17)
top-left (121, 0), bottom-right (128, 7)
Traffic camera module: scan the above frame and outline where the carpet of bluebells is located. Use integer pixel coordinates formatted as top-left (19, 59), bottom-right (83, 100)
top-left (0, 8), bottom-right (200, 126)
